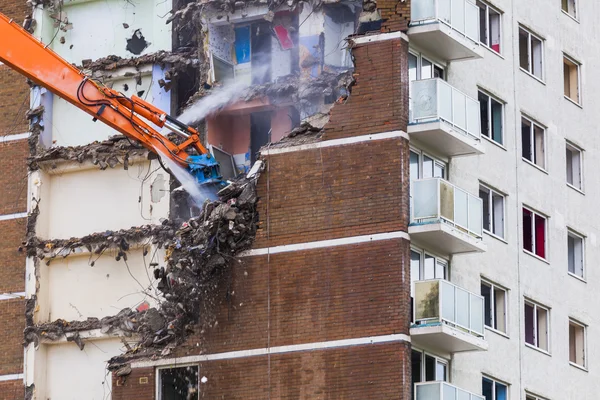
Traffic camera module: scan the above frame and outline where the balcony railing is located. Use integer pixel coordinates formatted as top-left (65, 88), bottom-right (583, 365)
top-left (414, 279), bottom-right (485, 338)
top-left (411, 178), bottom-right (483, 240)
top-left (411, 0), bottom-right (480, 44)
top-left (415, 382), bottom-right (485, 400)
top-left (410, 79), bottom-right (481, 142)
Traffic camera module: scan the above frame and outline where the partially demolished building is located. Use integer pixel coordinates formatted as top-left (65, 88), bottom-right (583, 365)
top-left (3, 0), bottom-right (597, 399)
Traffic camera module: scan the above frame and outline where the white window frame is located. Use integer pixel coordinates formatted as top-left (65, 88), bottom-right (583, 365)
top-left (479, 183), bottom-right (506, 240)
top-left (408, 50), bottom-right (446, 81)
top-left (412, 347), bottom-right (450, 383)
top-left (524, 299), bottom-right (550, 353)
top-left (478, 89), bottom-right (505, 146)
top-left (568, 318), bottom-right (587, 369)
top-left (409, 147), bottom-right (447, 181)
top-left (476, 1), bottom-right (502, 54)
top-left (563, 54), bottom-right (581, 104)
top-left (526, 392), bottom-right (549, 400)
top-left (410, 246), bottom-right (449, 297)
top-left (565, 141), bottom-right (583, 192)
top-left (482, 375), bottom-right (509, 400)
top-left (519, 26), bottom-right (545, 81)
top-left (561, 0), bottom-right (578, 20)
top-left (521, 115), bottom-right (547, 171)
top-left (567, 229), bottom-right (585, 280)
top-left (481, 278), bottom-right (508, 335)
top-left (156, 364), bottom-right (200, 400)
top-left (522, 206), bottom-right (548, 260)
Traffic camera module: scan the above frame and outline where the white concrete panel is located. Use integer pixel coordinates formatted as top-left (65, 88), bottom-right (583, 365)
top-left (50, 70), bottom-right (154, 147)
top-left (45, 339), bottom-right (123, 399)
top-left (47, 0), bottom-right (172, 65)
top-left (47, 250), bottom-right (160, 321)
top-left (43, 160), bottom-right (169, 239)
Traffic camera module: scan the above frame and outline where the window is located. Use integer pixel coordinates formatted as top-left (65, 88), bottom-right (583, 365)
top-left (408, 51), bottom-right (445, 81)
top-left (526, 393), bottom-right (548, 400)
top-left (562, 0), bottom-right (577, 18)
top-left (412, 349), bottom-right (448, 384)
top-left (234, 22), bottom-right (272, 85)
top-left (481, 280), bottom-right (507, 333)
top-left (563, 55), bottom-right (580, 103)
top-left (519, 27), bottom-right (544, 80)
top-left (482, 376), bottom-right (508, 400)
top-left (569, 319), bottom-right (586, 368)
top-left (477, 1), bottom-right (501, 53)
top-left (478, 91), bottom-right (504, 145)
top-left (566, 143), bottom-right (583, 190)
top-left (158, 366), bottom-right (199, 400)
top-left (523, 207), bottom-right (547, 259)
top-left (409, 148), bottom-right (447, 181)
top-left (524, 300), bottom-right (550, 351)
top-left (567, 230), bottom-right (584, 279)
top-left (521, 116), bottom-right (546, 169)
top-left (479, 184), bottom-right (505, 238)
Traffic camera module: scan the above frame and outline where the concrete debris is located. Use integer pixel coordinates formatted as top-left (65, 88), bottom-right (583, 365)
top-left (28, 135), bottom-right (148, 171)
top-left (81, 49), bottom-right (198, 72)
top-left (24, 172), bottom-right (262, 364)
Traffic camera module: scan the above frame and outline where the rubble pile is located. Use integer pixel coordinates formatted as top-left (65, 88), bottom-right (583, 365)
top-left (24, 173), bottom-right (261, 365)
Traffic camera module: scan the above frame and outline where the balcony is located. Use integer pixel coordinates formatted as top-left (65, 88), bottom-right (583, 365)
top-left (409, 0), bottom-right (483, 61)
top-left (409, 79), bottom-right (484, 157)
top-left (410, 178), bottom-right (486, 254)
top-left (411, 279), bottom-right (487, 354)
top-left (415, 382), bottom-right (485, 400)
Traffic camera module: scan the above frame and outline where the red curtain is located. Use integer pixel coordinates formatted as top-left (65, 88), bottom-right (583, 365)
top-left (535, 215), bottom-right (545, 258)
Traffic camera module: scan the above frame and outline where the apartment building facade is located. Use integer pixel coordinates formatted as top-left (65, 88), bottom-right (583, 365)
top-left (4, 0), bottom-right (600, 399)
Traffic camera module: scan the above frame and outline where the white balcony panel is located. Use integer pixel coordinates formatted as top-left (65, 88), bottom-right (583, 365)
top-left (415, 382), bottom-right (485, 400)
top-left (409, 0), bottom-right (483, 61)
top-left (410, 178), bottom-right (486, 254)
top-left (411, 280), bottom-right (488, 354)
top-left (409, 79), bottom-right (484, 157)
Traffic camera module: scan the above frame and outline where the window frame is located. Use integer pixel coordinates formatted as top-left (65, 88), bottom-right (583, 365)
top-left (479, 183), bottom-right (506, 240)
top-left (476, 0), bottom-right (502, 54)
top-left (524, 299), bottom-right (551, 353)
top-left (482, 375), bottom-right (509, 400)
top-left (481, 278), bottom-right (508, 335)
top-left (521, 115), bottom-right (547, 171)
top-left (567, 229), bottom-right (585, 281)
top-left (409, 147), bottom-right (448, 181)
top-left (565, 141), bottom-right (584, 192)
top-left (518, 26), bottom-right (545, 81)
top-left (410, 246), bottom-right (449, 295)
top-left (156, 364), bottom-right (200, 400)
top-left (408, 50), bottom-right (446, 82)
top-left (568, 318), bottom-right (587, 369)
top-left (478, 89), bottom-right (505, 147)
top-left (411, 347), bottom-right (450, 383)
top-left (563, 54), bottom-right (581, 105)
top-left (525, 392), bottom-right (549, 400)
top-left (522, 206), bottom-right (548, 261)
top-left (561, 0), bottom-right (578, 20)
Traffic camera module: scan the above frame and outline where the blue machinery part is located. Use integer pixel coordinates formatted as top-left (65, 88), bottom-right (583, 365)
top-left (186, 154), bottom-right (225, 186)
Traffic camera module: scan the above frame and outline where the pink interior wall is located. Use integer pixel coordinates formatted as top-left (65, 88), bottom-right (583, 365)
top-left (271, 107), bottom-right (293, 143)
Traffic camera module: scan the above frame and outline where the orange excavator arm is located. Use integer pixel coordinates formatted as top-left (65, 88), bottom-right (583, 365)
top-left (0, 13), bottom-right (221, 183)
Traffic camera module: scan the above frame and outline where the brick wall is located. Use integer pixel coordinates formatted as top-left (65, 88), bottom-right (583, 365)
top-left (0, 1), bottom-right (30, 137)
top-left (0, 380), bottom-right (24, 400)
top-left (0, 299), bottom-right (25, 376)
top-left (112, 367), bottom-right (156, 400)
top-left (113, 342), bottom-right (411, 399)
top-left (0, 219), bottom-right (26, 293)
top-left (323, 39), bottom-right (409, 141)
top-left (378, 0), bottom-right (411, 33)
top-left (0, 2), bottom-right (31, 398)
top-left (254, 137), bottom-right (409, 248)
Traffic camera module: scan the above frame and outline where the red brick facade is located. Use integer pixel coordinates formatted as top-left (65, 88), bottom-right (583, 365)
top-left (113, 2), bottom-right (412, 396)
top-left (0, 2), bottom-right (30, 398)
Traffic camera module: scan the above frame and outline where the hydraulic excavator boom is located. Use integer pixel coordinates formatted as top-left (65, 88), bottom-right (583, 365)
top-left (0, 13), bottom-right (222, 185)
